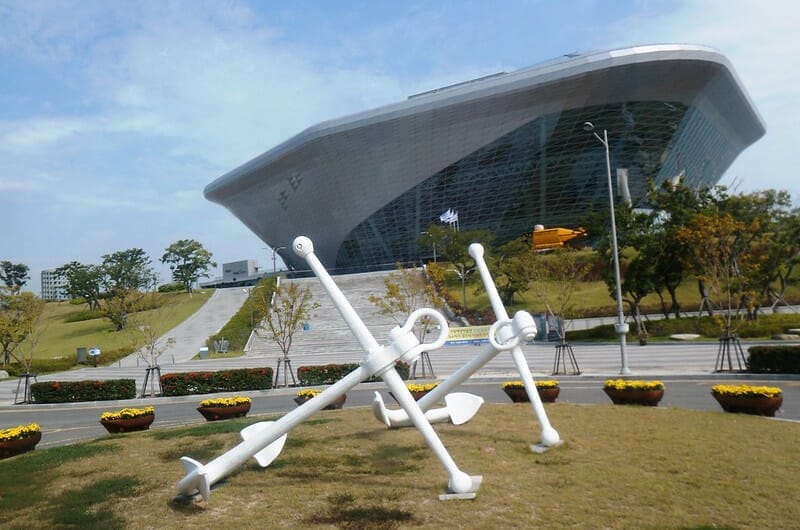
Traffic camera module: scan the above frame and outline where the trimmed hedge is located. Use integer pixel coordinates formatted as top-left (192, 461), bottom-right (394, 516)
top-left (31, 379), bottom-right (136, 403)
top-left (297, 362), bottom-right (410, 386)
top-left (207, 277), bottom-right (277, 352)
top-left (747, 345), bottom-right (800, 373)
top-left (160, 367), bottom-right (273, 396)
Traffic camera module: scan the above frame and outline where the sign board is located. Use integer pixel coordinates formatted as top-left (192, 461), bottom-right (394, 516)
top-left (445, 325), bottom-right (490, 345)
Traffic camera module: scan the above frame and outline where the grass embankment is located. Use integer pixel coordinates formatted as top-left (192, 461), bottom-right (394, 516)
top-left (1, 403), bottom-right (798, 528)
top-left (11, 290), bottom-right (213, 373)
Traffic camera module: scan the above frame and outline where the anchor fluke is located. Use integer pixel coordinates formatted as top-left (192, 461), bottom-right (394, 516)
top-left (241, 422), bottom-right (288, 467)
top-left (178, 456), bottom-right (211, 500)
top-left (445, 393), bottom-right (484, 425)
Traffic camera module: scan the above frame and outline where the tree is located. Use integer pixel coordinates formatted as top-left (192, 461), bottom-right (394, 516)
top-left (713, 189), bottom-right (796, 313)
top-left (128, 294), bottom-right (176, 397)
top-left (161, 239), bottom-right (216, 293)
top-left (251, 281), bottom-right (319, 387)
top-left (489, 236), bottom-right (534, 306)
top-left (101, 249), bottom-right (156, 331)
top-left (54, 261), bottom-right (104, 310)
top-left (0, 261), bottom-right (29, 292)
top-left (0, 290), bottom-right (45, 367)
top-left (102, 248), bottom-right (156, 293)
top-left (419, 224), bottom-right (493, 312)
top-left (677, 212), bottom-right (763, 335)
top-left (643, 180), bottom-right (715, 318)
top-left (369, 264), bottom-right (444, 378)
top-left (529, 249), bottom-right (592, 341)
top-left (751, 208), bottom-right (800, 309)
top-left (528, 249), bottom-right (591, 374)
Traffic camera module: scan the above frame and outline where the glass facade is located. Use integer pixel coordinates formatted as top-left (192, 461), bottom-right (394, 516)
top-left (336, 100), bottom-right (736, 269)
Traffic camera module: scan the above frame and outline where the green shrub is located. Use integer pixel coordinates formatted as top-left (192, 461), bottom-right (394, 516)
top-left (297, 362), bottom-right (409, 386)
top-left (157, 282), bottom-right (185, 293)
top-left (747, 345), bottom-right (800, 373)
top-left (4, 347), bottom-right (137, 377)
top-left (31, 379), bottom-right (136, 403)
top-left (63, 309), bottom-right (105, 323)
top-left (160, 367), bottom-right (273, 396)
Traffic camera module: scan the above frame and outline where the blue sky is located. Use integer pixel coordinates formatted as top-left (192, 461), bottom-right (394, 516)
top-left (2, 0), bottom-right (798, 294)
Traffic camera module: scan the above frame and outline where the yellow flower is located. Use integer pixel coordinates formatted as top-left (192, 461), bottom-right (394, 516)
top-left (502, 380), bottom-right (559, 389)
top-left (604, 379), bottom-right (664, 391)
top-left (100, 406), bottom-right (155, 421)
top-left (0, 423), bottom-right (40, 442)
top-left (711, 384), bottom-right (781, 398)
top-left (406, 382), bottom-right (439, 392)
top-left (296, 389), bottom-right (320, 399)
top-left (199, 396), bottom-right (251, 408)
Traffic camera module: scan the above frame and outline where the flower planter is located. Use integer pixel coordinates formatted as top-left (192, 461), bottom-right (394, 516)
top-left (389, 390), bottom-right (433, 402)
top-left (0, 432), bottom-right (42, 459)
top-left (538, 387), bottom-right (560, 403)
top-left (197, 403), bottom-right (251, 421)
top-left (100, 414), bottom-right (154, 433)
top-left (502, 385), bottom-right (560, 403)
top-left (294, 393), bottom-right (346, 410)
top-left (712, 393), bottom-right (783, 417)
top-left (603, 388), bottom-right (664, 406)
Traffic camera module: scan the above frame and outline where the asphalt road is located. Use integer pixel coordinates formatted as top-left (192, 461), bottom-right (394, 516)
top-left (2, 375), bottom-right (798, 451)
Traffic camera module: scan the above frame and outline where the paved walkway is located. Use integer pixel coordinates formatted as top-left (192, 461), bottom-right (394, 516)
top-left (118, 287), bottom-right (250, 367)
top-left (2, 274), bottom-right (799, 405)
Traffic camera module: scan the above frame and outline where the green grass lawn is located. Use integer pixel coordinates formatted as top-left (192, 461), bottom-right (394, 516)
top-left (29, 289), bottom-right (213, 362)
top-left (1, 403), bottom-right (798, 528)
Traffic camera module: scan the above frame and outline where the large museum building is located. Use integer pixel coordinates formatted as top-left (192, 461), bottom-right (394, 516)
top-left (204, 44), bottom-right (765, 272)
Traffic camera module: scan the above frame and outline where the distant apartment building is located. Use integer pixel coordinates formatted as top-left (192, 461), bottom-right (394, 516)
top-left (41, 269), bottom-right (68, 301)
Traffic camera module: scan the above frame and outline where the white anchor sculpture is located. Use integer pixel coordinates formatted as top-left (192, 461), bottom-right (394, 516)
top-left (177, 236), bottom-right (481, 501)
top-left (371, 243), bottom-right (562, 452)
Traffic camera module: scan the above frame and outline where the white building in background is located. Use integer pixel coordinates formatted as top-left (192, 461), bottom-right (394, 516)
top-left (200, 259), bottom-right (265, 288)
top-left (41, 269), bottom-right (68, 301)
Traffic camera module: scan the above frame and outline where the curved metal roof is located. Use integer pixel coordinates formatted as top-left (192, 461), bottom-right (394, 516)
top-left (205, 44), bottom-right (765, 270)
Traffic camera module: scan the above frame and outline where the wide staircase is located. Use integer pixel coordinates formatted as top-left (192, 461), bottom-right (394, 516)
top-left (244, 270), bottom-right (415, 359)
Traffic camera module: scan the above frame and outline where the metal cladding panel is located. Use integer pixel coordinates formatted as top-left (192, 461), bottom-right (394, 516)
top-left (205, 45), bottom-right (765, 270)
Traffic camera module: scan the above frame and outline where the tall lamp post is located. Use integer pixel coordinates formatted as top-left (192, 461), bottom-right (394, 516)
top-left (583, 122), bottom-right (631, 375)
top-left (272, 246), bottom-right (286, 274)
top-left (420, 231), bottom-right (437, 263)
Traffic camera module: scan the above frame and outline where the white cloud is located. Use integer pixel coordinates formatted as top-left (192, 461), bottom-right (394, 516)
top-left (0, 116), bottom-right (92, 151)
top-left (609, 0), bottom-right (800, 198)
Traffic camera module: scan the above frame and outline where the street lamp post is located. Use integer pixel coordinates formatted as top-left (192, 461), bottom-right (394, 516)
top-left (272, 246), bottom-right (287, 274)
top-left (583, 122), bottom-right (631, 375)
top-left (420, 231), bottom-right (437, 263)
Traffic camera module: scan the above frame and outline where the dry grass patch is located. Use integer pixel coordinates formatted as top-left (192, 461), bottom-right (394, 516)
top-left (1, 404), bottom-right (799, 528)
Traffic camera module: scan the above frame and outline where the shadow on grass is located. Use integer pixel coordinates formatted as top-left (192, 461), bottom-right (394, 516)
top-left (158, 439), bottom-right (225, 462)
top-left (45, 476), bottom-right (140, 529)
top-left (271, 442), bottom-right (425, 480)
top-left (306, 492), bottom-right (415, 530)
top-left (0, 442), bottom-right (121, 518)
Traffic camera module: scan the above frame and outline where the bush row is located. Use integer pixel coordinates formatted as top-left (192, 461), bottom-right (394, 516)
top-left (160, 367), bottom-right (273, 396)
top-left (30, 379), bottom-right (136, 403)
top-left (2, 347), bottom-right (135, 377)
top-left (747, 345), bottom-right (800, 373)
top-left (297, 362), bottom-right (410, 386)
